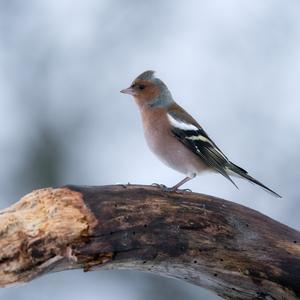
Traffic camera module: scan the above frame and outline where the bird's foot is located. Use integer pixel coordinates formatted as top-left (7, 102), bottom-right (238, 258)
top-left (151, 183), bottom-right (192, 193)
top-left (162, 187), bottom-right (192, 193)
top-left (174, 188), bottom-right (192, 194)
top-left (151, 183), bottom-right (173, 192)
top-left (162, 186), bottom-right (176, 192)
top-left (151, 183), bottom-right (167, 189)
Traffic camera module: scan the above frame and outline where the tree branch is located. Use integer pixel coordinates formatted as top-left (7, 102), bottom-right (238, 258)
top-left (0, 185), bottom-right (299, 299)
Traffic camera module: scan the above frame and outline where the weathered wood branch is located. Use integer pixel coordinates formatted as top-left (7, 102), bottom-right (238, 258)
top-left (0, 185), bottom-right (299, 299)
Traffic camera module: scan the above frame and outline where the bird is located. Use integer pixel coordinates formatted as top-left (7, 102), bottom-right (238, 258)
top-left (120, 70), bottom-right (281, 198)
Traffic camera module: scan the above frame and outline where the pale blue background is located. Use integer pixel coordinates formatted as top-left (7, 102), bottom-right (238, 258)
top-left (0, 1), bottom-right (299, 299)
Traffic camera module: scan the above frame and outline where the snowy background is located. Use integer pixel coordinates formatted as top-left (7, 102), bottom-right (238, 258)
top-left (0, 1), bottom-right (299, 299)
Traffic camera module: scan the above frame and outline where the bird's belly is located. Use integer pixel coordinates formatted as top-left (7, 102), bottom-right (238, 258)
top-left (144, 127), bottom-right (208, 177)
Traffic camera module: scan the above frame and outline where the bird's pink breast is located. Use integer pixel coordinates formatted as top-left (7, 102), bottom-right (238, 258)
top-left (140, 107), bottom-right (208, 177)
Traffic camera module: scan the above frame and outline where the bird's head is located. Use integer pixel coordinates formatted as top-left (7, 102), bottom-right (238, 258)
top-left (121, 70), bottom-right (174, 108)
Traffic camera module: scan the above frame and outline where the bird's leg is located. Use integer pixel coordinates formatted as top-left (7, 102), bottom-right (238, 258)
top-left (170, 176), bottom-right (193, 191)
top-left (152, 174), bottom-right (196, 193)
top-left (161, 174), bottom-right (196, 193)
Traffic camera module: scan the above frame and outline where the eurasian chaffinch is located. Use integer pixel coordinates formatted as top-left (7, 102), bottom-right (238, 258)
top-left (121, 70), bottom-right (281, 197)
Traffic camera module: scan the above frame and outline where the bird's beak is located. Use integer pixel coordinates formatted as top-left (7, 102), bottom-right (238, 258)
top-left (120, 87), bottom-right (135, 95)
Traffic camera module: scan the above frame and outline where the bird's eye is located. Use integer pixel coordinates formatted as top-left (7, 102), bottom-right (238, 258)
top-left (139, 84), bottom-right (146, 90)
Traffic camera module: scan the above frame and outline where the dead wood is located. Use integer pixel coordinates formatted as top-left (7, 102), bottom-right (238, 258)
top-left (0, 185), bottom-right (299, 300)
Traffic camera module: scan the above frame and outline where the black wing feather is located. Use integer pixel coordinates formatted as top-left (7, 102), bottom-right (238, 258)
top-left (171, 125), bottom-right (281, 197)
top-left (171, 126), bottom-right (238, 188)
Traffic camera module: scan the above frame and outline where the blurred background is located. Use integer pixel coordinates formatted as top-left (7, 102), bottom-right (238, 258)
top-left (0, 0), bottom-right (299, 299)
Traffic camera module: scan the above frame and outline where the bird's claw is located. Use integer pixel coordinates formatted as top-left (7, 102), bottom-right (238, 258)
top-left (162, 186), bottom-right (176, 192)
top-left (151, 183), bottom-right (174, 192)
top-left (151, 183), bottom-right (192, 193)
top-left (174, 188), bottom-right (192, 194)
top-left (151, 183), bottom-right (167, 189)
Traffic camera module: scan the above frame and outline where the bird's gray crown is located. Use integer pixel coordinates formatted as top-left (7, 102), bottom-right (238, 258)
top-left (136, 70), bottom-right (156, 81)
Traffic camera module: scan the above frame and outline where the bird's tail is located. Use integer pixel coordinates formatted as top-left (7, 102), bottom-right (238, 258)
top-left (226, 162), bottom-right (282, 198)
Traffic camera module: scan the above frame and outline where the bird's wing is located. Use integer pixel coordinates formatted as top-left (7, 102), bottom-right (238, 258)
top-left (167, 105), bottom-right (281, 197)
top-left (167, 110), bottom-right (238, 187)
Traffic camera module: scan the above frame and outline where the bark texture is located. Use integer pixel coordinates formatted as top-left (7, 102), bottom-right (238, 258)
top-left (0, 184), bottom-right (299, 300)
